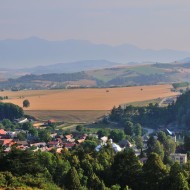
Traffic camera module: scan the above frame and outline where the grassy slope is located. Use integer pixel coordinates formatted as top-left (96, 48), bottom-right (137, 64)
top-left (2, 63), bottom-right (190, 89)
top-left (88, 64), bottom-right (167, 83)
top-left (128, 65), bottom-right (165, 75)
top-left (123, 98), bottom-right (161, 107)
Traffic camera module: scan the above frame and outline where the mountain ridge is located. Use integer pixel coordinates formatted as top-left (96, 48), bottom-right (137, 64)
top-left (1, 37), bottom-right (190, 68)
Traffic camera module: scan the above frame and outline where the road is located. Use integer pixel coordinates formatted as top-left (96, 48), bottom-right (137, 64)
top-left (158, 97), bottom-right (167, 107)
top-left (158, 95), bottom-right (178, 107)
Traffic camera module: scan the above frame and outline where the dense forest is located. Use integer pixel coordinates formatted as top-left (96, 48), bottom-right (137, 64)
top-left (0, 143), bottom-right (190, 190)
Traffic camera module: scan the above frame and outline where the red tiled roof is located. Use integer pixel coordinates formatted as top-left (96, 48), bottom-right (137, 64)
top-left (16, 145), bottom-right (27, 150)
top-left (48, 141), bottom-right (59, 145)
top-left (0, 129), bottom-right (7, 135)
top-left (63, 143), bottom-right (75, 148)
top-left (0, 139), bottom-right (13, 146)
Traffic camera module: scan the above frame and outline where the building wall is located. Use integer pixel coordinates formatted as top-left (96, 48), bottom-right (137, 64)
top-left (170, 153), bottom-right (187, 165)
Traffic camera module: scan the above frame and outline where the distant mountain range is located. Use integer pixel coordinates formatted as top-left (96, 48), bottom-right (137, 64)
top-left (1, 37), bottom-right (190, 68)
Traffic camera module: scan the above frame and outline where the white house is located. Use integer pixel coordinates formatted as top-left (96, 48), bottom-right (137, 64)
top-left (95, 139), bottom-right (122, 153)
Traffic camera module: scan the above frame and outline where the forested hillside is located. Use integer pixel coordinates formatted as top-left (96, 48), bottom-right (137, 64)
top-left (109, 90), bottom-right (190, 129)
top-left (0, 72), bottom-right (99, 90)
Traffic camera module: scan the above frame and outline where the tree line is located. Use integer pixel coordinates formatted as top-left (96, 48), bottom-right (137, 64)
top-left (0, 102), bottom-right (24, 121)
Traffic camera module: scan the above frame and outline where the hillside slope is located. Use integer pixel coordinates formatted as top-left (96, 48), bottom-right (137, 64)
top-left (1, 62), bottom-right (190, 89)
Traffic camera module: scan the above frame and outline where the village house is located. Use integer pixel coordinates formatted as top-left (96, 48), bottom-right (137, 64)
top-left (15, 140), bottom-right (29, 147)
top-left (55, 138), bottom-right (63, 145)
top-left (64, 134), bottom-right (75, 143)
top-left (56, 148), bottom-right (63, 154)
top-left (14, 118), bottom-right (29, 124)
top-left (95, 139), bottom-right (122, 153)
top-left (0, 129), bottom-right (7, 136)
top-left (48, 141), bottom-right (60, 148)
top-left (118, 139), bottom-right (133, 148)
top-left (0, 139), bottom-right (14, 147)
top-left (76, 139), bottom-right (85, 144)
top-left (101, 136), bottom-right (108, 144)
top-left (63, 142), bottom-right (76, 149)
top-left (170, 153), bottom-right (187, 165)
top-left (0, 129), bottom-right (8, 139)
top-left (16, 145), bottom-right (28, 150)
top-left (30, 142), bottom-right (46, 148)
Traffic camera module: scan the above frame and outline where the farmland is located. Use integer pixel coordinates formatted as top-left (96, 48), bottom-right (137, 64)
top-left (1, 84), bottom-right (178, 110)
top-left (1, 84), bottom-right (179, 122)
top-left (25, 110), bottom-right (108, 123)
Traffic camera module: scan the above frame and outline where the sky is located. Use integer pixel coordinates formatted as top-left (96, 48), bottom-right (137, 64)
top-left (1, 0), bottom-right (190, 50)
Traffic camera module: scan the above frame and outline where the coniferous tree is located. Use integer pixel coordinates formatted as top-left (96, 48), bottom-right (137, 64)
top-left (134, 123), bottom-right (142, 136)
top-left (170, 172), bottom-right (189, 190)
top-left (143, 153), bottom-right (167, 190)
top-left (124, 121), bottom-right (133, 136)
top-left (66, 167), bottom-right (82, 190)
top-left (111, 148), bottom-right (142, 190)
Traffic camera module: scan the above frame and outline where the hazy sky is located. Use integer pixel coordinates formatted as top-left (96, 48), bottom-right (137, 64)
top-left (1, 0), bottom-right (190, 50)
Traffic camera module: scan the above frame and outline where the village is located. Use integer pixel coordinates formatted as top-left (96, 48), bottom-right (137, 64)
top-left (0, 116), bottom-right (187, 166)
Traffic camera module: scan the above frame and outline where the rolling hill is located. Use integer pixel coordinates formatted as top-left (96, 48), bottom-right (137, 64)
top-left (20, 60), bottom-right (122, 74)
top-left (1, 61), bottom-right (190, 90)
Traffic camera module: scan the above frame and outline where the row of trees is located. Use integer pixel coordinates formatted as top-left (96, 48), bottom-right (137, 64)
top-left (0, 96), bottom-right (8, 100)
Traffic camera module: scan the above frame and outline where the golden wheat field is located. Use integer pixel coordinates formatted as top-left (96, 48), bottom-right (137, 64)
top-left (1, 84), bottom-right (178, 110)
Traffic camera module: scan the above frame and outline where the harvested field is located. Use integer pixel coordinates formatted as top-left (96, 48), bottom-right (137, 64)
top-left (2, 84), bottom-right (179, 110)
top-left (25, 110), bottom-right (108, 123)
